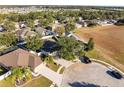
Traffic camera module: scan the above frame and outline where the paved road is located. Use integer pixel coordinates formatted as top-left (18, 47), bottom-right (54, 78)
top-left (53, 58), bottom-right (74, 68)
top-left (61, 62), bottom-right (124, 87)
top-left (37, 64), bottom-right (62, 86)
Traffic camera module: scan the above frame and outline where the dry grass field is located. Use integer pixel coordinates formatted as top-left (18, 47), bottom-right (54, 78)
top-left (75, 25), bottom-right (124, 71)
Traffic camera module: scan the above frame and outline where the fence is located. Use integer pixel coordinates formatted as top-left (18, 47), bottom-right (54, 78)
top-left (0, 71), bottom-right (11, 80)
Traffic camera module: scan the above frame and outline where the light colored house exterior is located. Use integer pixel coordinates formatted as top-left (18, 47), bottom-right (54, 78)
top-left (34, 19), bottom-right (41, 27)
top-left (75, 23), bottom-right (82, 28)
top-left (34, 27), bottom-right (46, 36)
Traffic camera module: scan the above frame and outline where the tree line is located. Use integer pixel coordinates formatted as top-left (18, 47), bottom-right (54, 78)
top-left (0, 8), bottom-right (123, 32)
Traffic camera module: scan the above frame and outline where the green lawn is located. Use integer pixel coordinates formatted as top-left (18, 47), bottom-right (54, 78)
top-left (86, 49), bottom-right (112, 65)
top-left (24, 76), bottom-right (52, 87)
top-left (47, 62), bottom-right (60, 72)
top-left (0, 77), bottom-right (14, 87)
top-left (86, 49), bottom-right (109, 62)
top-left (85, 49), bottom-right (124, 71)
top-left (45, 56), bottom-right (60, 72)
top-left (0, 75), bottom-right (52, 87)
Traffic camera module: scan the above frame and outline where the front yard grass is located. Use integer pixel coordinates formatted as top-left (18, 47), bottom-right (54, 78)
top-left (45, 56), bottom-right (60, 72)
top-left (0, 77), bottom-right (14, 87)
top-left (0, 75), bottom-right (52, 87)
top-left (86, 49), bottom-right (109, 62)
top-left (47, 62), bottom-right (60, 72)
top-left (24, 76), bottom-right (52, 87)
top-left (85, 48), bottom-right (124, 72)
top-left (86, 49), bottom-right (115, 65)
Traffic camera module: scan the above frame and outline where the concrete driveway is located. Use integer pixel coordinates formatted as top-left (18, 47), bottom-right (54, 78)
top-left (37, 64), bottom-right (62, 86)
top-left (53, 58), bottom-right (74, 68)
top-left (61, 62), bottom-right (124, 87)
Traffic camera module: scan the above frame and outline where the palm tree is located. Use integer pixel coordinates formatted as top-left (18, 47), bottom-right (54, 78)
top-left (11, 67), bottom-right (32, 85)
top-left (22, 67), bottom-right (32, 80)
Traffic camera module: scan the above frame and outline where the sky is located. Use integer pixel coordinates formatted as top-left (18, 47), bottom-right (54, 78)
top-left (0, 0), bottom-right (124, 6)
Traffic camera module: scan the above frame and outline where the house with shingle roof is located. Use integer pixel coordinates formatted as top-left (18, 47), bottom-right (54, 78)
top-left (16, 28), bottom-right (37, 41)
top-left (0, 48), bottom-right (43, 73)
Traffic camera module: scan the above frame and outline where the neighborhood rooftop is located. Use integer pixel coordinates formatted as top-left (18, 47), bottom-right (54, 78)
top-left (0, 48), bottom-right (42, 71)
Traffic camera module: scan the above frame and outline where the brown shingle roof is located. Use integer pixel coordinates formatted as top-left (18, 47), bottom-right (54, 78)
top-left (0, 48), bottom-right (42, 71)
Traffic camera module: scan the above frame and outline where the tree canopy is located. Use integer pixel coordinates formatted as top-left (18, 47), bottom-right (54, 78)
top-left (84, 38), bottom-right (94, 51)
top-left (0, 32), bottom-right (17, 47)
top-left (54, 26), bottom-right (65, 36)
top-left (11, 67), bottom-right (32, 84)
top-left (25, 35), bottom-right (43, 51)
top-left (3, 20), bottom-right (16, 31)
top-left (65, 23), bottom-right (75, 32)
top-left (57, 37), bottom-right (83, 60)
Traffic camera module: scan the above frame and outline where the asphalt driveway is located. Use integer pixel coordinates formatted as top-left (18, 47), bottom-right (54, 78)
top-left (61, 62), bottom-right (124, 87)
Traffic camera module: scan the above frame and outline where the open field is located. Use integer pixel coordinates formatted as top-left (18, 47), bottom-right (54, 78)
top-left (75, 25), bottom-right (124, 71)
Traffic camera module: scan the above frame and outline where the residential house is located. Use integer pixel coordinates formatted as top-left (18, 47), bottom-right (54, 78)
top-left (0, 48), bottom-right (43, 73)
top-left (16, 28), bottom-right (37, 41)
top-left (34, 27), bottom-right (45, 36)
top-left (19, 21), bottom-right (27, 29)
top-left (75, 23), bottom-right (82, 28)
top-left (95, 20), bottom-right (115, 26)
top-left (34, 19), bottom-right (41, 27)
top-left (34, 27), bottom-right (56, 36)
top-left (76, 21), bottom-right (87, 27)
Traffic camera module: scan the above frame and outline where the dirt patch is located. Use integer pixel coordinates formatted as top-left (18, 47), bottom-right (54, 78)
top-left (75, 25), bottom-right (124, 71)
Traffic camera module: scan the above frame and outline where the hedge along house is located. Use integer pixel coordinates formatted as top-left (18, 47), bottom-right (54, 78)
top-left (0, 48), bottom-right (43, 74)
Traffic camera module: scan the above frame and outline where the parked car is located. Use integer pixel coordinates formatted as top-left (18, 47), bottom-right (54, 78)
top-left (107, 68), bottom-right (123, 79)
top-left (79, 56), bottom-right (91, 64)
top-left (110, 70), bottom-right (123, 79)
